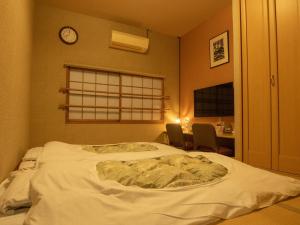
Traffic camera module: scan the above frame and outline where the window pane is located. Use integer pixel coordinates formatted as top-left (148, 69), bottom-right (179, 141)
top-left (83, 95), bottom-right (95, 106)
top-left (96, 84), bottom-right (107, 92)
top-left (143, 89), bottom-right (152, 95)
top-left (143, 110), bottom-right (152, 120)
top-left (84, 71), bottom-right (95, 83)
top-left (83, 83), bottom-right (95, 92)
top-left (143, 78), bottom-right (152, 88)
top-left (96, 96), bottom-right (107, 107)
top-left (108, 109), bottom-right (119, 120)
top-left (70, 82), bottom-right (82, 94)
top-left (132, 99), bottom-right (142, 108)
top-left (153, 79), bottom-right (162, 89)
top-left (69, 94), bottom-right (82, 106)
top-left (132, 77), bottom-right (142, 87)
top-left (153, 99), bottom-right (162, 109)
top-left (153, 112), bottom-right (162, 120)
top-left (122, 97), bottom-right (131, 108)
top-left (122, 86), bottom-right (131, 94)
top-left (83, 108), bottom-right (95, 120)
top-left (109, 73), bottom-right (119, 85)
top-left (121, 111), bottom-right (131, 120)
top-left (143, 99), bottom-right (152, 108)
top-left (69, 107), bottom-right (82, 120)
top-left (132, 111), bottom-right (142, 120)
top-left (96, 109), bottom-right (107, 120)
top-left (122, 75), bottom-right (131, 86)
top-left (96, 72), bottom-right (108, 84)
top-left (70, 70), bottom-right (82, 82)
top-left (153, 89), bottom-right (162, 96)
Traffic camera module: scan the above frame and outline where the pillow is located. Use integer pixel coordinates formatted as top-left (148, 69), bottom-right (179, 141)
top-left (22, 147), bottom-right (43, 161)
top-left (0, 170), bottom-right (36, 215)
top-left (18, 161), bottom-right (36, 170)
top-left (0, 179), bottom-right (10, 200)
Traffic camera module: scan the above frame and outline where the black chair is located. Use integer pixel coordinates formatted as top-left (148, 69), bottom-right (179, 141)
top-left (192, 123), bottom-right (234, 157)
top-left (166, 123), bottom-right (193, 150)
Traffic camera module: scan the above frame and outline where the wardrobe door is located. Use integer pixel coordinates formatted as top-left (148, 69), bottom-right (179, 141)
top-left (275, 0), bottom-right (300, 174)
top-left (241, 0), bottom-right (272, 169)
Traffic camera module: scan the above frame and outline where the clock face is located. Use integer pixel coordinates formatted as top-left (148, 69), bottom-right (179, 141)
top-left (59, 26), bottom-right (78, 45)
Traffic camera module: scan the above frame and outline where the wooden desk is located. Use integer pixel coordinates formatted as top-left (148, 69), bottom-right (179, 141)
top-left (161, 129), bottom-right (235, 147)
top-left (183, 130), bottom-right (235, 139)
top-left (183, 130), bottom-right (235, 154)
top-left (216, 130), bottom-right (235, 139)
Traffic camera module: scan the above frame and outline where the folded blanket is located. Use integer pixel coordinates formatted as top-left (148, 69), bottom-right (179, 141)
top-left (0, 170), bottom-right (35, 215)
top-left (18, 161), bottom-right (37, 170)
top-left (23, 147), bottom-right (43, 161)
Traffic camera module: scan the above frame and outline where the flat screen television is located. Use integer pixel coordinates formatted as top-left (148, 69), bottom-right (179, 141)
top-left (194, 82), bottom-right (234, 117)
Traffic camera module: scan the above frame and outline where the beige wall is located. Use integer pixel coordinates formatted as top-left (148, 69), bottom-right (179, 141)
top-left (180, 4), bottom-right (233, 124)
top-left (30, 3), bottom-right (179, 147)
top-left (0, 0), bottom-right (34, 181)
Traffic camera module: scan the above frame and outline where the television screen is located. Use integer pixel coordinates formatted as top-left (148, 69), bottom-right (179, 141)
top-left (194, 82), bottom-right (234, 117)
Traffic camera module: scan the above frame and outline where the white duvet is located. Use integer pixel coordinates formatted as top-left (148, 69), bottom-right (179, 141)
top-left (24, 141), bottom-right (300, 225)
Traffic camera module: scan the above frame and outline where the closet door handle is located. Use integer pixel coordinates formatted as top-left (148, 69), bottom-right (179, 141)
top-left (270, 74), bottom-right (276, 87)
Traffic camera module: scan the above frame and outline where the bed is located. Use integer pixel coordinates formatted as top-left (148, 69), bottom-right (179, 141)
top-left (0, 141), bottom-right (299, 225)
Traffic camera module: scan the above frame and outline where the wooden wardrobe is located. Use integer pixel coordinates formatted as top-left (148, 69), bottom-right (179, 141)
top-left (241, 0), bottom-right (300, 175)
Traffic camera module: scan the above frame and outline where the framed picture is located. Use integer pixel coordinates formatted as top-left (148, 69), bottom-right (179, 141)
top-left (209, 31), bottom-right (229, 68)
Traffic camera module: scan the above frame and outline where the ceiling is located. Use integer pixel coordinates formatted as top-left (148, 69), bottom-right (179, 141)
top-left (37, 0), bottom-right (231, 37)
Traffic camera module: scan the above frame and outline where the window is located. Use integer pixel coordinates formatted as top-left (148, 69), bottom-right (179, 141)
top-left (59, 65), bottom-right (167, 123)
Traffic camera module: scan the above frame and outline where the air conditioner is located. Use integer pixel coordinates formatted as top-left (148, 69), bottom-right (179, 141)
top-left (110, 30), bottom-right (149, 54)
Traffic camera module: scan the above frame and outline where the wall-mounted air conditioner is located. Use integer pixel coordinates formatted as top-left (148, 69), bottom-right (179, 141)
top-left (110, 30), bottom-right (149, 54)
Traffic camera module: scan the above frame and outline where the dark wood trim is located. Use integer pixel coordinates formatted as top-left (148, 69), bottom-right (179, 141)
top-left (64, 64), bottom-right (164, 79)
top-left (65, 119), bottom-right (164, 124)
top-left (66, 67), bottom-right (70, 122)
top-left (119, 73), bottom-right (122, 121)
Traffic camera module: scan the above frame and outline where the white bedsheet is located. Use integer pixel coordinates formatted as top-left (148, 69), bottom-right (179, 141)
top-left (24, 141), bottom-right (300, 225)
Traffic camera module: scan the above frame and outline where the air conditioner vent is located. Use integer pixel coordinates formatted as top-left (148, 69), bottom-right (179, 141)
top-left (110, 30), bottom-right (149, 54)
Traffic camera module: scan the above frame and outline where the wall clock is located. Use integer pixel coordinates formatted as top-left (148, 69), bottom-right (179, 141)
top-left (59, 26), bottom-right (78, 45)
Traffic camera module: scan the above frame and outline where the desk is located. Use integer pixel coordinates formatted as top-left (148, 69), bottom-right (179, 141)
top-left (216, 130), bottom-right (235, 139)
top-left (161, 129), bottom-right (235, 148)
top-left (182, 130), bottom-right (235, 156)
top-left (183, 130), bottom-right (235, 139)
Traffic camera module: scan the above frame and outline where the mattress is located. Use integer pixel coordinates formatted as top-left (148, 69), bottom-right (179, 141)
top-left (23, 141), bottom-right (300, 225)
top-left (1, 142), bottom-right (299, 225)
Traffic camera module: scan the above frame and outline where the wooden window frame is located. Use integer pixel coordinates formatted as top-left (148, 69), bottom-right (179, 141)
top-left (59, 64), bottom-right (168, 124)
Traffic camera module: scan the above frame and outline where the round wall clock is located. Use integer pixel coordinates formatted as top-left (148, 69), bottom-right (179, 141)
top-left (59, 26), bottom-right (78, 45)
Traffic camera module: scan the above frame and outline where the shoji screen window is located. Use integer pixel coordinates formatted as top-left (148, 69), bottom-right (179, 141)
top-left (121, 75), bottom-right (163, 121)
top-left (61, 66), bottom-right (166, 123)
top-left (67, 69), bottom-right (120, 121)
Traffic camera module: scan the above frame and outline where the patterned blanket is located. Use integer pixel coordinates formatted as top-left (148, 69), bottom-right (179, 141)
top-left (96, 154), bottom-right (228, 188)
top-left (82, 143), bottom-right (158, 154)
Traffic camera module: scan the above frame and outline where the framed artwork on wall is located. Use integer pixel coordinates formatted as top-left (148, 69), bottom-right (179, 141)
top-left (209, 31), bottom-right (229, 68)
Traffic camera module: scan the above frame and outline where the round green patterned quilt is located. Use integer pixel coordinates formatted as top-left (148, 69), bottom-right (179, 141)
top-left (96, 154), bottom-right (228, 189)
top-left (82, 143), bottom-right (158, 154)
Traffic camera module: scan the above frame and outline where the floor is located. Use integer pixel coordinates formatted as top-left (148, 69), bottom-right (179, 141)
top-left (217, 197), bottom-right (300, 225)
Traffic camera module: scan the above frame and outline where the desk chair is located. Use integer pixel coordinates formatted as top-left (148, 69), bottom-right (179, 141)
top-left (192, 123), bottom-right (234, 157)
top-left (166, 124), bottom-right (193, 150)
